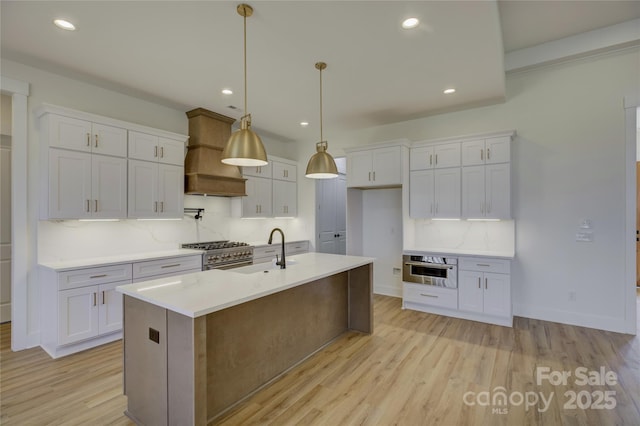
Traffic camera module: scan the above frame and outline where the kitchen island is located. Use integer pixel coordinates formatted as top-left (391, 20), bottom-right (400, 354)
top-left (116, 252), bottom-right (373, 425)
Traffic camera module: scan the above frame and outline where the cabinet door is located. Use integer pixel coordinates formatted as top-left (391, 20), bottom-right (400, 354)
top-left (242, 161), bottom-right (272, 178)
top-left (461, 139), bottom-right (485, 166)
top-left (272, 161), bottom-right (297, 182)
top-left (409, 170), bottom-right (434, 218)
top-left (410, 146), bottom-right (434, 171)
top-left (128, 159), bottom-right (159, 218)
top-left (462, 166), bottom-right (485, 218)
top-left (242, 176), bottom-right (272, 217)
top-left (347, 151), bottom-right (373, 187)
top-left (372, 146), bottom-right (401, 186)
top-left (92, 123), bottom-right (127, 157)
top-left (273, 180), bottom-right (296, 217)
top-left (433, 168), bottom-right (461, 218)
top-left (458, 270), bottom-right (484, 313)
top-left (158, 137), bottom-right (185, 166)
top-left (58, 286), bottom-right (99, 345)
top-left (483, 272), bottom-right (511, 317)
top-left (92, 155), bottom-right (127, 219)
top-left (49, 115), bottom-right (92, 152)
top-left (485, 163), bottom-right (510, 219)
top-left (49, 149), bottom-right (92, 219)
top-left (128, 131), bottom-right (159, 162)
top-left (98, 282), bottom-right (124, 335)
top-left (433, 143), bottom-right (461, 168)
top-left (157, 164), bottom-right (184, 218)
top-left (485, 136), bottom-right (511, 164)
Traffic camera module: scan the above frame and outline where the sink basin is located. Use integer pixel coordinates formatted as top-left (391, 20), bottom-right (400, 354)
top-left (233, 259), bottom-right (298, 275)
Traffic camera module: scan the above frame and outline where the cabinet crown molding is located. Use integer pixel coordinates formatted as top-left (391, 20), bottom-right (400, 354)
top-left (411, 130), bottom-right (516, 147)
top-left (35, 103), bottom-right (188, 141)
top-left (343, 138), bottom-right (410, 153)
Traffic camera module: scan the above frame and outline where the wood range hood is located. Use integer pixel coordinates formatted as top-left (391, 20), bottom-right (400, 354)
top-left (184, 108), bottom-right (247, 196)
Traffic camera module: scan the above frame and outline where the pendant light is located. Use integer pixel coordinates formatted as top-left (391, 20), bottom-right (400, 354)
top-left (221, 4), bottom-right (268, 167)
top-left (305, 62), bottom-right (338, 179)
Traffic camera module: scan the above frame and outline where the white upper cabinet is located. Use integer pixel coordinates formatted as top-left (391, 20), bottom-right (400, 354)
top-left (347, 145), bottom-right (403, 188)
top-left (411, 142), bottom-right (460, 170)
top-left (409, 168), bottom-right (460, 219)
top-left (242, 162), bottom-right (272, 178)
top-left (128, 131), bottom-right (184, 166)
top-left (127, 160), bottom-right (183, 219)
top-left (48, 114), bottom-right (127, 157)
top-left (462, 164), bottom-right (511, 219)
top-left (238, 176), bottom-right (273, 218)
top-left (272, 161), bottom-right (297, 182)
top-left (38, 105), bottom-right (188, 220)
top-left (462, 136), bottom-right (510, 166)
top-left (272, 180), bottom-right (296, 217)
top-left (48, 148), bottom-right (126, 219)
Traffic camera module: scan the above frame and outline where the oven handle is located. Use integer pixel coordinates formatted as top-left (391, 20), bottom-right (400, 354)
top-left (206, 260), bottom-right (253, 271)
top-left (404, 262), bottom-right (454, 269)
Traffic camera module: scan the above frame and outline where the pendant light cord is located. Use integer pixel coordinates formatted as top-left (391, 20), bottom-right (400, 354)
top-left (319, 65), bottom-right (323, 142)
top-left (243, 12), bottom-right (248, 116)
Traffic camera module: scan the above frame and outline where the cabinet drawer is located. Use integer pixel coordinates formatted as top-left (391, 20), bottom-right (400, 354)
top-left (459, 257), bottom-right (510, 274)
top-left (132, 255), bottom-right (203, 279)
top-left (253, 245), bottom-right (280, 260)
top-left (285, 241), bottom-right (309, 254)
top-left (58, 264), bottom-right (133, 290)
top-left (403, 283), bottom-right (458, 309)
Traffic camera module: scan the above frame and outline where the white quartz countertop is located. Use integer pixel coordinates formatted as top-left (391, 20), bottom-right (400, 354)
top-left (117, 252), bottom-right (374, 318)
top-left (38, 249), bottom-right (205, 271)
top-left (404, 247), bottom-right (515, 259)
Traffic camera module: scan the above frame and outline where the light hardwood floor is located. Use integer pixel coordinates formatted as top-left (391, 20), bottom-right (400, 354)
top-left (1, 295), bottom-right (639, 425)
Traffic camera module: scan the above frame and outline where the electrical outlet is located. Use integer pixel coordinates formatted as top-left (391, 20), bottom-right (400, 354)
top-left (149, 327), bottom-right (160, 344)
top-left (393, 268), bottom-right (401, 275)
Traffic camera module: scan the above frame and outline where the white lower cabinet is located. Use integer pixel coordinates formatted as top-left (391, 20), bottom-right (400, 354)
top-left (57, 281), bottom-right (125, 345)
top-left (40, 253), bottom-right (203, 358)
top-left (402, 254), bottom-right (512, 327)
top-left (253, 240), bottom-right (309, 264)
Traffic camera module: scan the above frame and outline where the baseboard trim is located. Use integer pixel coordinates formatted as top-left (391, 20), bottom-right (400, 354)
top-left (513, 303), bottom-right (630, 334)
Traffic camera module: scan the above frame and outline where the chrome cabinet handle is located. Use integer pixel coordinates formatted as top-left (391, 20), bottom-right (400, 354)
top-left (435, 154), bottom-right (438, 165)
top-left (404, 262), bottom-right (453, 269)
top-left (481, 149), bottom-right (484, 161)
top-left (86, 133), bottom-right (91, 147)
top-left (368, 171), bottom-right (371, 181)
top-left (95, 134), bottom-right (99, 147)
top-left (86, 199), bottom-right (90, 212)
top-left (478, 277), bottom-right (481, 288)
top-left (154, 201), bottom-right (158, 212)
top-left (476, 263), bottom-right (491, 267)
top-left (373, 171), bottom-right (376, 181)
top-left (90, 274), bottom-right (107, 279)
top-left (429, 154), bottom-right (433, 166)
top-left (160, 146), bottom-right (164, 158)
top-left (485, 278), bottom-right (488, 289)
top-left (487, 148), bottom-right (490, 160)
top-left (161, 263), bottom-right (181, 269)
top-left (420, 293), bottom-right (438, 298)
top-left (160, 201), bottom-right (164, 212)
top-left (154, 146), bottom-right (158, 157)
top-left (94, 199), bottom-right (98, 212)
top-left (93, 292), bottom-right (97, 306)
top-left (102, 291), bottom-right (106, 305)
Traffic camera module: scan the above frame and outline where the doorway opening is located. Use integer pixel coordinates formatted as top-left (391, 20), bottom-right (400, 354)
top-left (1, 94), bottom-right (11, 323)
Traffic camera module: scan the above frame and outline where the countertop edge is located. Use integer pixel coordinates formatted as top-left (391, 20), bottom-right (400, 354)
top-left (404, 248), bottom-right (515, 260)
top-left (38, 249), bottom-right (205, 271)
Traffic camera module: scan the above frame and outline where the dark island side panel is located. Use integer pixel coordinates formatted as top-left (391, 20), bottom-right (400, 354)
top-left (205, 272), bottom-right (349, 418)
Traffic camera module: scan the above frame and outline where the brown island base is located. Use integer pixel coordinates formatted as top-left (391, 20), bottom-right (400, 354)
top-left (117, 253), bottom-right (373, 425)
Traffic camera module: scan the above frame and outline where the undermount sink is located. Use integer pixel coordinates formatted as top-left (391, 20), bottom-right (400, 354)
top-left (233, 259), bottom-right (298, 275)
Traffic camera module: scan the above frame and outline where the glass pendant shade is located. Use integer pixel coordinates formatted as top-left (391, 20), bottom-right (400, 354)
top-left (306, 141), bottom-right (338, 178)
top-left (221, 115), bottom-right (268, 166)
top-left (221, 3), bottom-right (268, 167)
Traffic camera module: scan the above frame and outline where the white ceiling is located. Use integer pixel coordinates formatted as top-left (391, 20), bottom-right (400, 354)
top-left (2, 1), bottom-right (639, 144)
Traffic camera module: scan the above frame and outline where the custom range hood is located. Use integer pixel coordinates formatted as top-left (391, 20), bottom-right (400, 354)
top-left (184, 108), bottom-right (247, 196)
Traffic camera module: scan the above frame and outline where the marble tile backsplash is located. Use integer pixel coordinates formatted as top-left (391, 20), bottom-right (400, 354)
top-left (38, 195), bottom-right (310, 262)
top-left (408, 219), bottom-right (515, 253)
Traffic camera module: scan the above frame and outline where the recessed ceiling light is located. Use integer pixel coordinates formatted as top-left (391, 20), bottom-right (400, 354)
top-left (300, 122), bottom-right (309, 127)
top-left (444, 88), bottom-right (456, 94)
top-left (53, 19), bottom-right (76, 31)
top-left (221, 89), bottom-right (233, 95)
top-left (402, 18), bottom-right (419, 29)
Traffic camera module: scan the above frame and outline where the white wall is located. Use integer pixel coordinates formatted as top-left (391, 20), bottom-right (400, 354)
top-left (332, 48), bottom-right (640, 332)
top-left (0, 59), bottom-right (314, 341)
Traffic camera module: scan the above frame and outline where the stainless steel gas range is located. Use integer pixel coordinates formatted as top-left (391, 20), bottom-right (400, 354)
top-left (181, 241), bottom-right (253, 270)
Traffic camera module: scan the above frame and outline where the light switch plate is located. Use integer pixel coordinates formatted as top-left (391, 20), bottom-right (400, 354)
top-left (579, 219), bottom-right (593, 229)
